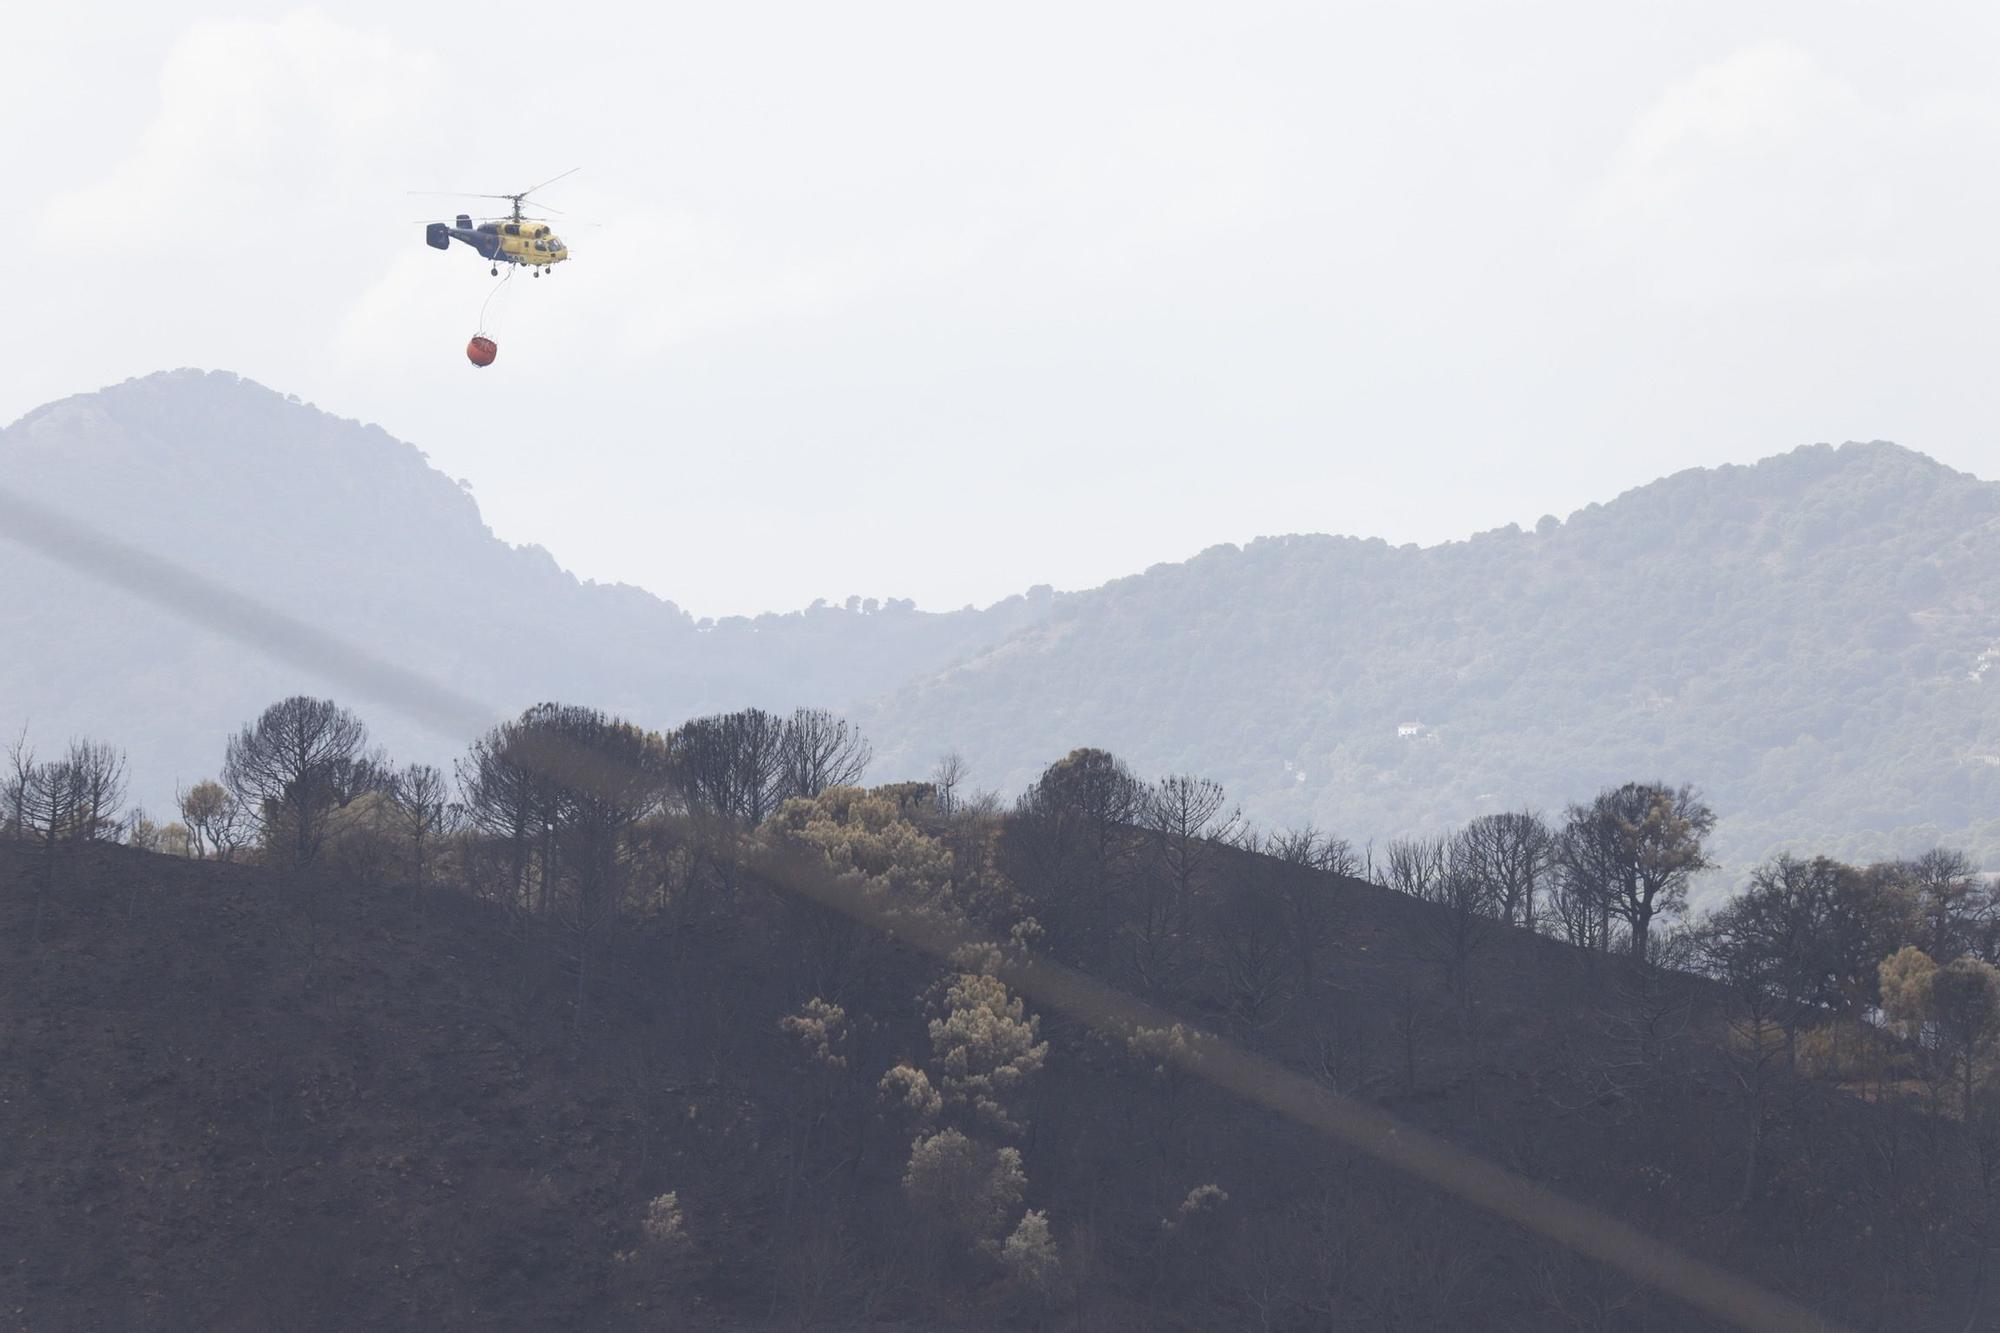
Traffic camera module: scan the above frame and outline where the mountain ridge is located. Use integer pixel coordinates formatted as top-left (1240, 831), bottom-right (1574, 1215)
top-left (857, 436), bottom-right (2000, 877)
top-left (0, 370), bottom-right (1057, 806)
top-left (5, 370), bottom-right (1995, 878)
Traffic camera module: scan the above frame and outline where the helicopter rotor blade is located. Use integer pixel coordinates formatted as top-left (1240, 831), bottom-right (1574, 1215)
top-left (519, 167), bottom-right (580, 198)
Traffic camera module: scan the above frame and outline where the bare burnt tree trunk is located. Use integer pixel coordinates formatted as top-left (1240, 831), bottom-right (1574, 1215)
top-left (3, 727), bottom-right (28, 842)
top-left (8, 741), bottom-right (78, 947)
top-left (1383, 834), bottom-right (1447, 902)
top-left (66, 740), bottom-right (127, 844)
top-left (780, 708), bottom-right (872, 802)
top-left (1268, 826), bottom-right (1343, 998)
top-left (669, 708), bottom-right (789, 827)
top-left (224, 697), bottom-right (370, 868)
top-left (390, 762), bottom-right (454, 900)
top-left (1457, 810), bottom-right (1552, 929)
top-left (1134, 774), bottom-right (1236, 996)
top-left (1423, 832), bottom-right (1500, 1026)
top-left (930, 752), bottom-right (968, 816)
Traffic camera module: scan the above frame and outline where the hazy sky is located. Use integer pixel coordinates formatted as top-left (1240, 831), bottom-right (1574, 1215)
top-left (9, 1), bottom-right (2000, 617)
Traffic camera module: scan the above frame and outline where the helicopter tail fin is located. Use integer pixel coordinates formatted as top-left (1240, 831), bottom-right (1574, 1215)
top-left (426, 223), bottom-right (450, 251)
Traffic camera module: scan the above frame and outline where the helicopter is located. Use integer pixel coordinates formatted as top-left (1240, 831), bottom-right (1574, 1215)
top-left (417, 169), bottom-right (577, 278)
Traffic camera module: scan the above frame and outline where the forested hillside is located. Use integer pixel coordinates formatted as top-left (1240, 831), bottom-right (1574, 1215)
top-left (866, 442), bottom-right (2000, 877)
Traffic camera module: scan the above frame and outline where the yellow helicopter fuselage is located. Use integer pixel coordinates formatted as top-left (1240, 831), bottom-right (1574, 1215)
top-left (426, 216), bottom-right (569, 267)
top-left (488, 220), bottom-right (568, 265)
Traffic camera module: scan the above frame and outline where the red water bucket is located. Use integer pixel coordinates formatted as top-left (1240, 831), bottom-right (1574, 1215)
top-left (466, 335), bottom-right (498, 368)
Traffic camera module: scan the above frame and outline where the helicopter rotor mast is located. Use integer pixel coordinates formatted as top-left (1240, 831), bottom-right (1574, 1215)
top-left (513, 167), bottom-right (579, 218)
top-left (409, 167), bottom-right (580, 223)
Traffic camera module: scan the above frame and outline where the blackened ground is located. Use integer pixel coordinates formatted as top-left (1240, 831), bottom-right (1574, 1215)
top-left (0, 841), bottom-right (1988, 1331)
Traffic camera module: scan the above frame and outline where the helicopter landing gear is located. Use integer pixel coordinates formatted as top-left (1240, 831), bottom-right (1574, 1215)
top-left (533, 269), bottom-right (541, 279)
top-left (490, 266), bottom-right (499, 276)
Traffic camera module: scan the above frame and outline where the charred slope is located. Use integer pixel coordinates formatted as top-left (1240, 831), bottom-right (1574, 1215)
top-left (1, 837), bottom-right (1989, 1332)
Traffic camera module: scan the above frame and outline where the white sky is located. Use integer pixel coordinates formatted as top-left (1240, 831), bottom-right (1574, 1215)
top-left (9, 1), bottom-right (2000, 617)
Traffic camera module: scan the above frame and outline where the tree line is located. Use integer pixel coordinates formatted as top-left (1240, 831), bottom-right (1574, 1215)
top-left (11, 700), bottom-right (1990, 1059)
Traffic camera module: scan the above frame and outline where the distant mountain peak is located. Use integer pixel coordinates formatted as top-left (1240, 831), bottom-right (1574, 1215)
top-left (13, 367), bottom-right (318, 434)
top-left (1771, 438), bottom-right (1974, 482)
top-left (1560, 438), bottom-right (1988, 539)
top-left (3, 367), bottom-right (496, 566)
top-left (0, 371), bottom-right (1062, 815)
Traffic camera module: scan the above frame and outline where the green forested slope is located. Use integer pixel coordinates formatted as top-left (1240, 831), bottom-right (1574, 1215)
top-left (865, 442), bottom-right (2000, 876)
